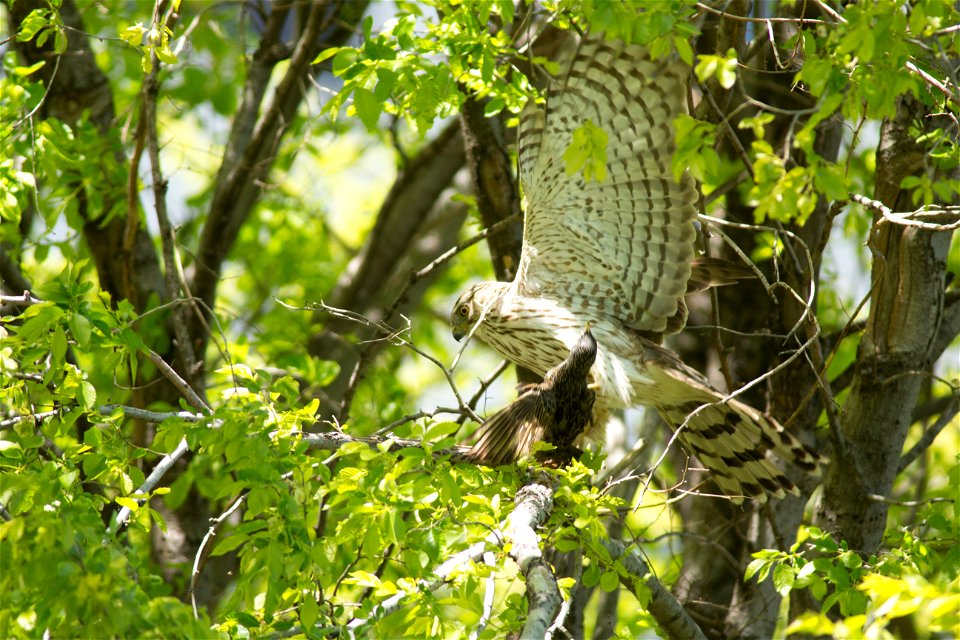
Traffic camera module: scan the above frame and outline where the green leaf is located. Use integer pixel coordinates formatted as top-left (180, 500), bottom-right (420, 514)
top-left (352, 87), bottom-right (381, 133)
top-left (582, 563), bottom-right (600, 588)
top-left (815, 164), bottom-right (849, 201)
top-left (68, 313), bottom-right (92, 348)
top-left (563, 120), bottom-right (608, 183)
top-left (17, 9), bottom-right (51, 42)
top-left (773, 562), bottom-right (796, 595)
top-left (313, 47), bottom-right (342, 65)
top-left (51, 323), bottom-right (67, 364)
top-left (116, 496), bottom-right (141, 511)
top-left (299, 595), bottom-right (319, 630)
top-left (212, 533), bottom-right (249, 556)
top-left (119, 23), bottom-right (147, 47)
top-left (13, 61), bottom-right (46, 77)
top-left (599, 571), bottom-right (619, 592)
top-left (78, 381), bottom-right (96, 410)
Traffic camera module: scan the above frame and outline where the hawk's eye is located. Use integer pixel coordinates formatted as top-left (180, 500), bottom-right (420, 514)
top-left (458, 304), bottom-right (469, 317)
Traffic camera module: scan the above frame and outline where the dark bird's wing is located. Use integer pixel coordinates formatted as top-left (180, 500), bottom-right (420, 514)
top-left (466, 389), bottom-right (552, 466)
top-left (466, 327), bottom-right (597, 468)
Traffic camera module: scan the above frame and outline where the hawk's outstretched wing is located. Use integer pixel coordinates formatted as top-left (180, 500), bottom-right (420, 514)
top-left (515, 34), bottom-right (698, 335)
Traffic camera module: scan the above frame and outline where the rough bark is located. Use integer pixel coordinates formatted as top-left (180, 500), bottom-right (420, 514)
top-left (814, 96), bottom-right (955, 552)
top-left (459, 97), bottom-right (525, 283)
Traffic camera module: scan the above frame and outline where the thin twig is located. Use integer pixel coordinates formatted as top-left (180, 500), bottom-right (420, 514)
top-left (906, 60), bottom-right (960, 107)
top-left (0, 292), bottom-right (44, 306)
top-left (459, 359), bottom-right (512, 425)
top-left (98, 404), bottom-right (205, 423)
top-left (142, 348), bottom-right (212, 414)
top-left (293, 301), bottom-right (482, 424)
top-left (111, 347), bottom-right (214, 532)
top-left (110, 437), bottom-right (190, 533)
top-left (142, 29), bottom-right (200, 386)
top-left (867, 494), bottom-right (954, 507)
top-left (190, 491), bottom-right (247, 618)
top-left (471, 550), bottom-right (497, 640)
top-left (898, 397), bottom-right (960, 472)
top-left (694, 2), bottom-right (826, 25)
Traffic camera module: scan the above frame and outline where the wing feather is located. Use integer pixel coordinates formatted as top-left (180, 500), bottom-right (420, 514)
top-left (515, 34), bottom-right (697, 333)
top-left (466, 391), bottom-right (549, 466)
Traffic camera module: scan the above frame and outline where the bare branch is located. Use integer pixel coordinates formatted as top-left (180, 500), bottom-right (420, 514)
top-left (898, 396), bottom-right (960, 473)
top-left (98, 404), bottom-right (204, 423)
top-left (852, 194), bottom-right (960, 231)
top-left (141, 28), bottom-right (200, 387)
top-left (300, 301), bottom-right (482, 423)
top-left (695, 2), bottom-right (826, 25)
top-left (190, 492), bottom-right (246, 618)
top-left (472, 551), bottom-right (497, 639)
top-left (110, 436), bottom-right (190, 533)
top-left (138, 352), bottom-right (206, 416)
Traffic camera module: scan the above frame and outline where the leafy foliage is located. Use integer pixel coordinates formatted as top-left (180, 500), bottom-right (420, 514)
top-left (1, 0), bottom-right (958, 638)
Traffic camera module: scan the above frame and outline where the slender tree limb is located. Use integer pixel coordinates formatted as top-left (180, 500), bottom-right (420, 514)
top-left (98, 404), bottom-right (205, 423)
top-left (111, 348), bottom-right (215, 531)
top-left (695, 2), bottom-right (826, 25)
top-left (190, 491), bottom-right (247, 618)
top-left (600, 539), bottom-right (708, 640)
top-left (898, 397), bottom-right (960, 473)
top-left (472, 551), bottom-right (497, 639)
top-left (141, 27), bottom-right (201, 388)
top-left (192, 0), bottom-right (370, 318)
top-left (298, 430), bottom-right (473, 462)
top-left (142, 348), bottom-right (212, 414)
top-left (299, 301), bottom-right (482, 424)
top-left (852, 194), bottom-right (960, 230)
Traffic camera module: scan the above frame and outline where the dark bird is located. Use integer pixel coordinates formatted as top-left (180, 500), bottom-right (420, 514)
top-left (467, 325), bottom-right (598, 468)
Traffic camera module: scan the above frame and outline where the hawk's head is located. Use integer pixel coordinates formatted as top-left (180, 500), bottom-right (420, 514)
top-left (450, 281), bottom-right (510, 342)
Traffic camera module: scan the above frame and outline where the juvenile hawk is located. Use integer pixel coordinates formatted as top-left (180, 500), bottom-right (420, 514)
top-left (451, 33), bottom-right (823, 501)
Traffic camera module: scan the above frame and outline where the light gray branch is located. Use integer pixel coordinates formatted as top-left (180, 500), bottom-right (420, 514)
top-left (298, 431), bottom-right (473, 462)
top-left (507, 482), bottom-right (563, 640)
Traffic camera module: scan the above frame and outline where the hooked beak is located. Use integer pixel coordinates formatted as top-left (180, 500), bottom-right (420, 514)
top-left (452, 328), bottom-right (465, 342)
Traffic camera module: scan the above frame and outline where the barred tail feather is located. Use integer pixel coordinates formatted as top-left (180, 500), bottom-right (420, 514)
top-left (649, 369), bottom-right (827, 502)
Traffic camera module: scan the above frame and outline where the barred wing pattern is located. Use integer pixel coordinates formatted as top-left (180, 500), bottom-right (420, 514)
top-left (515, 36), bottom-right (698, 334)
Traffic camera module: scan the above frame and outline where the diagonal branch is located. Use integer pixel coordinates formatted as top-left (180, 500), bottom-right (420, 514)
top-left (192, 0), bottom-right (370, 326)
top-left (600, 539), bottom-right (708, 640)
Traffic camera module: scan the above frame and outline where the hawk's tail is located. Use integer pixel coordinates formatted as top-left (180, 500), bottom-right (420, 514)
top-left (650, 370), bottom-right (827, 502)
